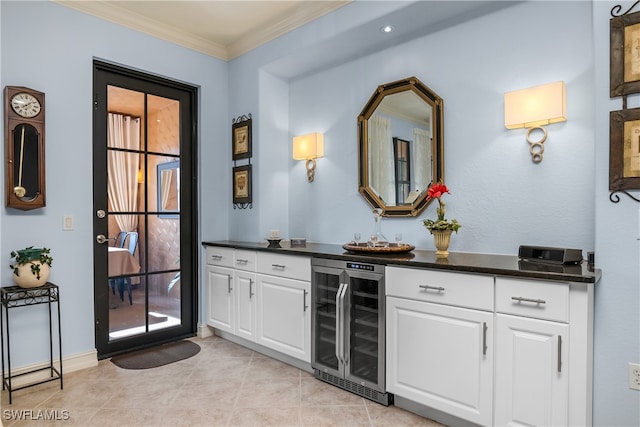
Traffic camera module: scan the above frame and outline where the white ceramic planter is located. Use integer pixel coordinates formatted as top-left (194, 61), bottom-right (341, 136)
top-left (13, 262), bottom-right (50, 288)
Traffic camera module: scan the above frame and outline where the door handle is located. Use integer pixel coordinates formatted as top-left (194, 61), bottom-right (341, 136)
top-left (96, 234), bottom-right (108, 244)
top-left (335, 283), bottom-right (345, 364)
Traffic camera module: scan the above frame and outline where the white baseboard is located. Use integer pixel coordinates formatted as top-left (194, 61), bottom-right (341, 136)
top-left (197, 323), bottom-right (214, 338)
top-left (3, 350), bottom-right (98, 387)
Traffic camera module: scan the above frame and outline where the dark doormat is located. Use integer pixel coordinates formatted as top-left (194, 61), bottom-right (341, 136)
top-left (111, 340), bottom-right (201, 370)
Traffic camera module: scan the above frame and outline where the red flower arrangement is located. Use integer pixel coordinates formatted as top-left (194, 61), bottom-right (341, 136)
top-left (422, 183), bottom-right (461, 233)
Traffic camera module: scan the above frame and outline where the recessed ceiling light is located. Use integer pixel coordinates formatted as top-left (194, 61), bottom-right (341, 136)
top-left (381, 25), bottom-right (395, 34)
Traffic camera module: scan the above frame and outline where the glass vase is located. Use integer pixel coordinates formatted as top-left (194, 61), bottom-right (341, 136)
top-left (368, 208), bottom-right (389, 247)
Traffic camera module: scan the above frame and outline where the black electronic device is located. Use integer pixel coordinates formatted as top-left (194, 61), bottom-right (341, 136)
top-left (518, 245), bottom-right (583, 265)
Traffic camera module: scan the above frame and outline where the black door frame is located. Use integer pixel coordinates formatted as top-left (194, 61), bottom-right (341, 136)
top-left (92, 59), bottom-right (198, 358)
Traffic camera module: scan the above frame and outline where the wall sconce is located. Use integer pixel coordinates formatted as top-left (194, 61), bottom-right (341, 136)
top-left (293, 132), bottom-right (324, 182)
top-left (504, 81), bottom-right (566, 163)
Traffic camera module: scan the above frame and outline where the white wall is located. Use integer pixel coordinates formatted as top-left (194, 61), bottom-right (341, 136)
top-left (0, 1), bottom-right (228, 364)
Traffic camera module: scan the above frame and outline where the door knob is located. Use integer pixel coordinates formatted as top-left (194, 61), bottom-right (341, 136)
top-left (96, 234), bottom-right (108, 244)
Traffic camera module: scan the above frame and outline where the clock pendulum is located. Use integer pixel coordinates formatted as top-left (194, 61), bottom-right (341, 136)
top-left (13, 125), bottom-right (26, 198)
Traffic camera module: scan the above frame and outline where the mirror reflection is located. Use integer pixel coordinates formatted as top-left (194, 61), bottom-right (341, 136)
top-left (157, 160), bottom-right (179, 217)
top-left (358, 76), bottom-right (444, 217)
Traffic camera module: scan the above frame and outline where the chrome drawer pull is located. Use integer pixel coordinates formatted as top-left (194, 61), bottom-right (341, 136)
top-left (511, 296), bottom-right (546, 305)
top-left (271, 264), bottom-right (286, 269)
top-left (558, 335), bottom-right (562, 373)
top-left (419, 285), bottom-right (445, 292)
top-left (210, 255), bottom-right (223, 260)
top-left (482, 322), bottom-right (488, 356)
top-left (236, 259), bottom-right (249, 264)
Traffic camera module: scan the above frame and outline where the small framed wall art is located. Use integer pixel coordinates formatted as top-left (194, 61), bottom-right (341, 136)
top-left (232, 116), bottom-right (252, 160)
top-left (232, 164), bottom-right (252, 206)
top-left (609, 108), bottom-right (640, 191)
top-left (610, 8), bottom-right (640, 96)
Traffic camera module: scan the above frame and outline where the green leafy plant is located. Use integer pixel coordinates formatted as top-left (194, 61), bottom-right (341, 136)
top-left (422, 183), bottom-right (461, 233)
top-left (9, 247), bottom-right (53, 280)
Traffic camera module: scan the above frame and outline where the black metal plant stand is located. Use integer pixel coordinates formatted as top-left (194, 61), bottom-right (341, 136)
top-left (0, 282), bottom-right (63, 404)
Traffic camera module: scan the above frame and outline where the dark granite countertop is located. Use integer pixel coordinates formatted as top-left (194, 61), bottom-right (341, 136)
top-left (202, 240), bottom-right (601, 284)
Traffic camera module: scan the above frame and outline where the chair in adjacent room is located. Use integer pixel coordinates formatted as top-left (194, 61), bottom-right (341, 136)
top-left (111, 231), bottom-right (139, 305)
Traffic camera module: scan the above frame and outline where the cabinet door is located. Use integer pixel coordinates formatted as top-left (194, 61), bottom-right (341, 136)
top-left (386, 296), bottom-right (493, 426)
top-left (206, 266), bottom-right (234, 333)
top-left (235, 270), bottom-right (256, 341)
top-left (495, 314), bottom-right (568, 427)
top-left (256, 275), bottom-right (311, 362)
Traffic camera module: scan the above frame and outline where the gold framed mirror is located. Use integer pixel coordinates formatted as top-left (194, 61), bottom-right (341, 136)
top-left (358, 76), bottom-right (444, 217)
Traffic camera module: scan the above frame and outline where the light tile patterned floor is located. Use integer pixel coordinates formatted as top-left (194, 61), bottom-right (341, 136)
top-left (1, 336), bottom-right (444, 426)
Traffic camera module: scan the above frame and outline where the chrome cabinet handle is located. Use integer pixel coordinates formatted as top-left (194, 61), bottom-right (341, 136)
top-left (249, 279), bottom-right (254, 298)
top-left (419, 285), bottom-right (445, 292)
top-left (339, 283), bottom-right (349, 364)
top-left (335, 283), bottom-right (345, 363)
top-left (482, 322), bottom-right (488, 356)
top-left (271, 264), bottom-right (286, 269)
top-left (303, 289), bottom-right (308, 312)
top-left (558, 335), bottom-right (562, 373)
top-left (227, 275), bottom-right (232, 293)
top-left (511, 296), bottom-right (546, 305)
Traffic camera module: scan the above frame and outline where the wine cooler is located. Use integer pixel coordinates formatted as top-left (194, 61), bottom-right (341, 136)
top-left (311, 257), bottom-right (392, 406)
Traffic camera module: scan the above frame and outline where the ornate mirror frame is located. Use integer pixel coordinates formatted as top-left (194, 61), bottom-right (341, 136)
top-left (358, 76), bottom-right (444, 217)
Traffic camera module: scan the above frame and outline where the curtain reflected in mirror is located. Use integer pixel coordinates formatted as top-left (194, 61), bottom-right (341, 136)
top-left (157, 160), bottom-right (179, 218)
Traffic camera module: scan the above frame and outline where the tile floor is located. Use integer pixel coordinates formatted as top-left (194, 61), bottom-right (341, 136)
top-left (1, 336), bottom-right (444, 426)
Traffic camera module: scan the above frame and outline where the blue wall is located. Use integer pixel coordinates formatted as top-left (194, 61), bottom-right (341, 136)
top-left (0, 1), bottom-right (638, 425)
top-left (0, 1), bottom-right (229, 361)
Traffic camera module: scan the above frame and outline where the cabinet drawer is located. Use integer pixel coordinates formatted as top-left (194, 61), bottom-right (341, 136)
top-left (386, 266), bottom-right (493, 311)
top-left (257, 252), bottom-right (310, 281)
top-left (206, 246), bottom-right (234, 267)
top-left (234, 250), bottom-right (257, 272)
top-left (495, 277), bottom-right (569, 322)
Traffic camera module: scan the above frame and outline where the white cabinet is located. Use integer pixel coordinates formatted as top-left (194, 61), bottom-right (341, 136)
top-left (206, 265), bottom-right (234, 333)
top-left (256, 274), bottom-right (310, 362)
top-left (235, 270), bottom-right (256, 341)
top-left (256, 252), bottom-right (311, 362)
top-left (494, 313), bottom-right (568, 426)
top-left (494, 277), bottom-right (571, 427)
top-left (386, 267), bottom-right (594, 427)
top-left (205, 247), bottom-right (255, 338)
top-left (386, 267), bottom-right (494, 426)
top-left (205, 246), bottom-right (311, 363)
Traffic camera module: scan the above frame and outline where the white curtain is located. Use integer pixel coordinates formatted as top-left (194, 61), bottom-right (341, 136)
top-left (107, 113), bottom-right (140, 233)
top-left (413, 127), bottom-right (432, 193)
top-left (369, 115), bottom-right (394, 204)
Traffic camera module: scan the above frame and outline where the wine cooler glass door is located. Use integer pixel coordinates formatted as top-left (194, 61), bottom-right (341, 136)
top-left (311, 265), bottom-right (344, 377)
top-left (344, 270), bottom-right (385, 392)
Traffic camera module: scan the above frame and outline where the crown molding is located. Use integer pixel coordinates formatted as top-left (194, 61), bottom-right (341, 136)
top-left (54, 0), bottom-right (228, 59)
top-left (54, 1), bottom-right (350, 61)
top-left (227, 1), bottom-right (350, 59)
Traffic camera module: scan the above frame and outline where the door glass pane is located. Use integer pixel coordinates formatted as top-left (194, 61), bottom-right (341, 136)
top-left (148, 94), bottom-right (180, 156)
top-left (313, 270), bottom-right (341, 371)
top-left (106, 87), bottom-right (181, 341)
top-left (348, 276), bottom-right (379, 384)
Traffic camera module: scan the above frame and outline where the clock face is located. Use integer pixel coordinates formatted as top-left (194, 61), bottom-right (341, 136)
top-left (11, 92), bottom-right (41, 118)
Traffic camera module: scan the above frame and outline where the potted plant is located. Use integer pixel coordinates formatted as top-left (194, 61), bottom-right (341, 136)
top-left (422, 183), bottom-right (461, 257)
top-left (9, 246), bottom-right (53, 288)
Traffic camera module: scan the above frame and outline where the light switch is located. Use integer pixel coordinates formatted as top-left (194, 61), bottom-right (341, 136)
top-left (63, 214), bottom-right (74, 231)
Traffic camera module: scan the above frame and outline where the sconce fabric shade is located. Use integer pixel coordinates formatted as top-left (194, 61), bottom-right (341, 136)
top-left (504, 81), bottom-right (566, 129)
top-left (293, 133), bottom-right (324, 160)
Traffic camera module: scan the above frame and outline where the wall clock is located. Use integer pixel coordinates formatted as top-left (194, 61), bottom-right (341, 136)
top-left (4, 86), bottom-right (46, 210)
